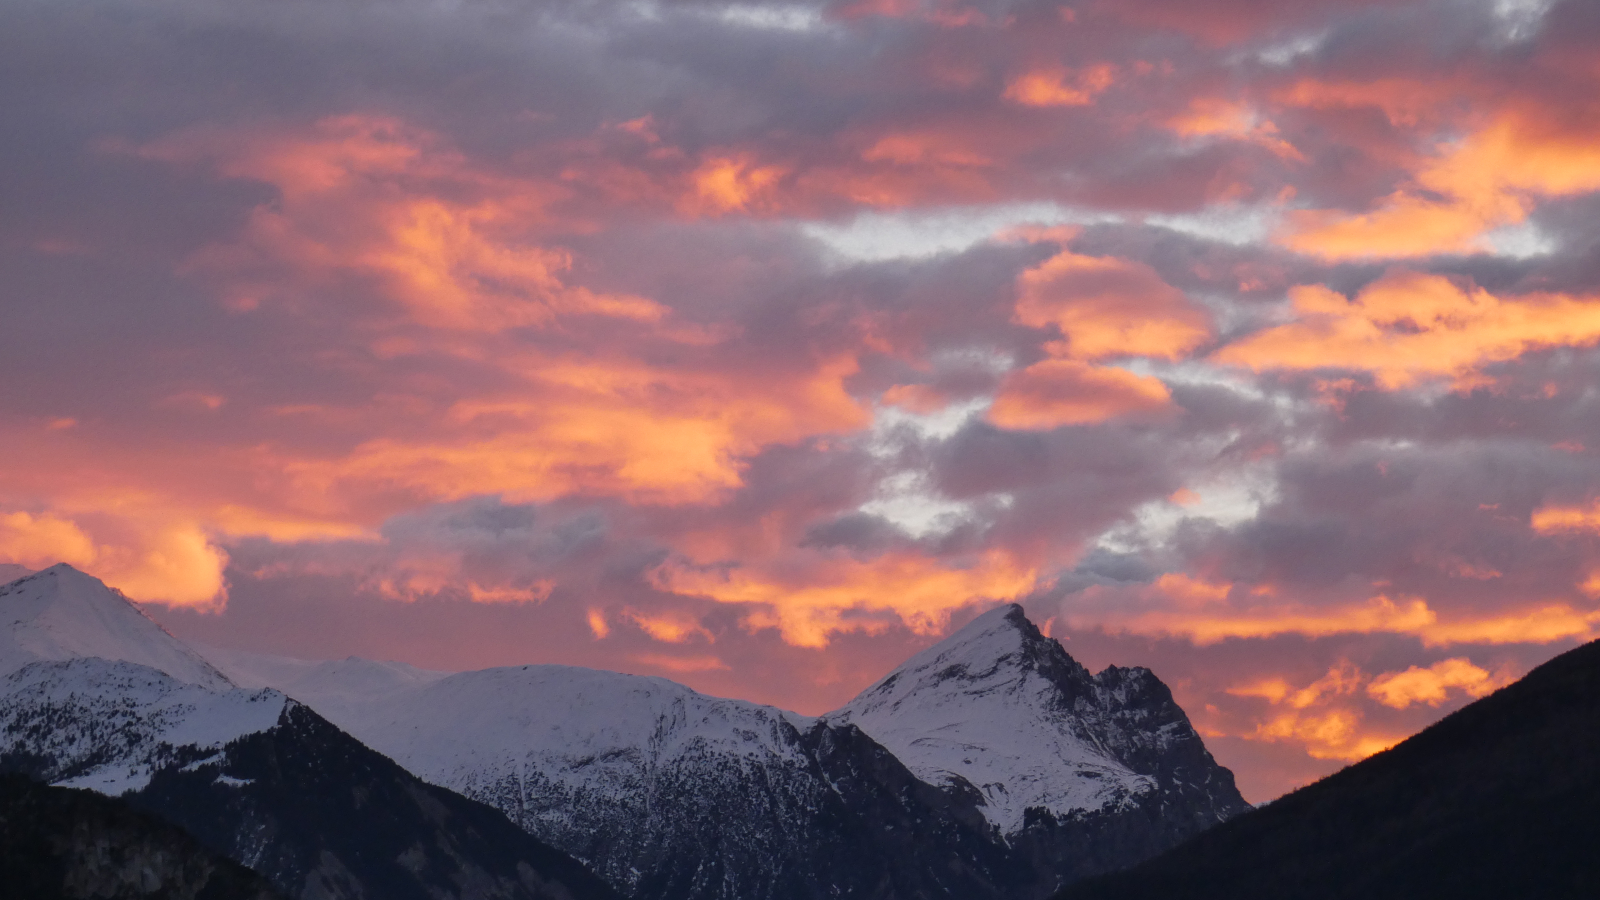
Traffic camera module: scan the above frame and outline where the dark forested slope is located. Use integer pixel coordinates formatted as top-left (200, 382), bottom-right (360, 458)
top-left (1054, 638), bottom-right (1600, 900)
top-left (0, 772), bottom-right (283, 900)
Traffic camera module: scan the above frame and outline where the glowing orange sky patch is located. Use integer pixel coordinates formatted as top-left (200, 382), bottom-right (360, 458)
top-left (651, 550), bottom-right (1037, 648)
top-left (1078, 592), bottom-right (1438, 645)
top-left (623, 607), bottom-right (715, 644)
top-left (1167, 97), bottom-right (1304, 161)
top-left (1228, 662), bottom-right (1406, 762)
top-left (1004, 64), bottom-right (1115, 107)
top-left (987, 359), bottom-right (1171, 430)
top-left (685, 155), bottom-right (788, 215)
top-left (0, 506), bottom-right (229, 610)
top-left (1366, 658), bottom-right (1503, 709)
top-left (1215, 271), bottom-right (1600, 388)
top-left (1014, 237), bottom-right (1213, 361)
top-left (1279, 109), bottom-right (1600, 259)
top-left (1531, 500), bottom-right (1600, 533)
top-left (0, 511), bottom-right (99, 572)
top-left (302, 352), bottom-right (871, 507)
top-left (1076, 574), bottom-right (1600, 648)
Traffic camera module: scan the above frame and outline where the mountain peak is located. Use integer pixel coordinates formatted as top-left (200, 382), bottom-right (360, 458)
top-left (0, 563), bottom-right (232, 690)
top-left (828, 603), bottom-right (1240, 835)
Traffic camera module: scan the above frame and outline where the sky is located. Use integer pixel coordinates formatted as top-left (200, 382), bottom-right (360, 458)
top-left (4, 0), bottom-right (1600, 802)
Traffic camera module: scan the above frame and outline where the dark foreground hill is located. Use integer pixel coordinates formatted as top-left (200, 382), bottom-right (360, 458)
top-left (0, 772), bottom-right (283, 900)
top-left (1054, 638), bottom-right (1600, 900)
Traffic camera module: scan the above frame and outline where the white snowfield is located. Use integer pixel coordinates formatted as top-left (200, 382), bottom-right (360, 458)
top-left (0, 565), bottom-right (288, 795)
top-left (0, 564), bottom-right (233, 691)
top-left (827, 605), bottom-right (1155, 834)
top-left (209, 650), bottom-right (822, 828)
top-left (0, 657), bottom-right (288, 794)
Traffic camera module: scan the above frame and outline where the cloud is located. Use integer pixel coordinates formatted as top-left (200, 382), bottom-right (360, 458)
top-left (1278, 107), bottom-right (1600, 259)
top-left (8, 0), bottom-right (1600, 804)
top-left (1215, 270), bottom-right (1600, 388)
top-left (652, 549), bottom-right (1036, 647)
top-left (987, 359), bottom-right (1172, 429)
top-left (1004, 65), bottom-right (1116, 108)
top-left (1013, 230), bottom-right (1214, 362)
top-left (1366, 657), bottom-right (1506, 708)
top-left (0, 508), bottom-right (227, 609)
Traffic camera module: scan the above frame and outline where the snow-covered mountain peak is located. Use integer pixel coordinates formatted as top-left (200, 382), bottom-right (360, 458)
top-left (0, 563), bottom-right (233, 691)
top-left (0, 656), bottom-right (288, 794)
top-left (828, 603), bottom-right (1159, 834)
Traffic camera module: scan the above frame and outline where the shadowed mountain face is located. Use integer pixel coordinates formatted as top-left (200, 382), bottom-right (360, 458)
top-left (0, 566), bottom-right (623, 900)
top-left (0, 772), bottom-right (283, 900)
top-left (1054, 637), bottom-right (1600, 900)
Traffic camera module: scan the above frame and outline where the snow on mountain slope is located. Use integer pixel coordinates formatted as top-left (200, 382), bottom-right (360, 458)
top-left (0, 657), bottom-right (288, 794)
top-left (0, 564), bottom-right (231, 690)
top-left (200, 644), bottom-right (450, 723)
top-left (828, 604), bottom-right (1190, 834)
top-left (354, 664), bottom-right (810, 768)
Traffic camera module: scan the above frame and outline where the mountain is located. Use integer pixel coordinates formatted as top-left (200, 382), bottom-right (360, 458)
top-left (1053, 637), bottom-right (1600, 900)
top-left (0, 771), bottom-right (284, 900)
top-left (206, 657), bottom-right (1016, 900)
top-left (208, 604), bottom-right (1246, 900)
top-left (829, 605), bottom-right (1248, 895)
top-left (0, 563), bottom-right (231, 689)
top-left (0, 565), bottom-right (623, 900)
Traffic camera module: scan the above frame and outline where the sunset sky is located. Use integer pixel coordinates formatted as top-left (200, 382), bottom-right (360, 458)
top-left (5, 0), bottom-right (1600, 801)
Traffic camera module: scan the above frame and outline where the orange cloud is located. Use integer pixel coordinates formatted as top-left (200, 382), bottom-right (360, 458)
top-left (987, 359), bottom-right (1171, 430)
top-left (153, 115), bottom-right (662, 332)
top-left (0, 507), bottom-right (227, 609)
top-left (1167, 97), bottom-right (1304, 161)
top-left (1080, 591), bottom-right (1438, 645)
top-left (1004, 64), bottom-right (1115, 108)
top-left (1279, 109), bottom-right (1600, 259)
top-left (1074, 573), bottom-right (1600, 647)
top-left (586, 609), bottom-right (611, 639)
top-left (684, 154), bottom-right (789, 215)
top-left (861, 132), bottom-right (992, 169)
top-left (1531, 500), bottom-right (1600, 533)
top-left (1232, 662), bottom-right (1404, 762)
top-left (651, 550), bottom-right (1037, 648)
top-left (1251, 707), bottom-right (1401, 762)
top-left (309, 353), bottom-right (868, 507)
top-left (1215, 270), bottom-right (1600, 389)
top-left (0, 511), bottom-right (99, 571)
top-left (1366, 657), bottom-right (1504, 709)
top-left (1014, 234), bottom-right (1213, 361)
top-left (623, 607), bottom-right (715, 644)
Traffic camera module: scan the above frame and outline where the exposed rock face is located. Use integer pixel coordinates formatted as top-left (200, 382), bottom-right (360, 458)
top-left (0, 771), bottom-right (283, 900)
